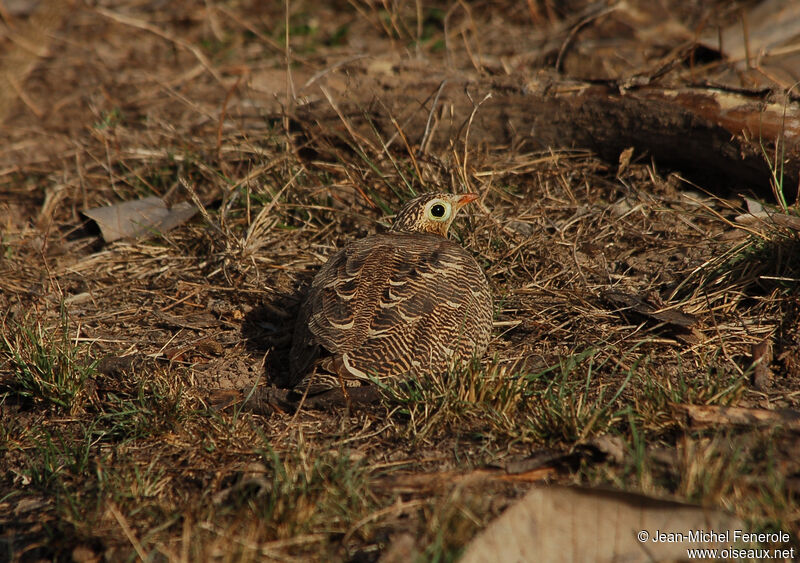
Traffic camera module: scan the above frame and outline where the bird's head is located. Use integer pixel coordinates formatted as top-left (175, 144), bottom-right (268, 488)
top-left (390, 192), bottom-right (479, 236)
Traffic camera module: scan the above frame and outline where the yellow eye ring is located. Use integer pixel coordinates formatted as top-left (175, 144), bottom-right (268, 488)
top-left (427, 200), bottom-right (451, 221)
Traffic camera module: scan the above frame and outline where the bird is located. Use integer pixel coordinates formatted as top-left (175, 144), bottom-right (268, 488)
top-left (289, 192), bottom-right (493, 394)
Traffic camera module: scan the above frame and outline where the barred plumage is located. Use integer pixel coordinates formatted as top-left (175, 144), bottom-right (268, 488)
top-left (289, 192), bottom-right (492, 393)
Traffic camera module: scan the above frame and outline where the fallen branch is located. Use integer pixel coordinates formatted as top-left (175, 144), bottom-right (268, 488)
top-left (293, 65), bottom-right (800, 199)
top-left (674, 403), bottom-right (800, 430)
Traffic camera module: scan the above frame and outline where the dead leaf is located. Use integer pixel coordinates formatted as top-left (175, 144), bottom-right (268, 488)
top-left (460, 485), bottom-right (745, 563)
top-left (736, 197), bottom-right (800, 232)
top-left (617, 146), bottom-right (635, 176)
top-left (745, 197), bottom-right (765, 216)
top-left (83, 196), bottom-right (197, 242)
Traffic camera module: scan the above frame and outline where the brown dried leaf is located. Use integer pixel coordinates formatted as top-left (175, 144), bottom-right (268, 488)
top-left (616, 146), bottom-right (635, 177)
top-left (83, 196), bottom-right (197, 242)
top-left (736, 197), bottom-right (800, 232)
top-left (461, 485), bottom-right (745, 563)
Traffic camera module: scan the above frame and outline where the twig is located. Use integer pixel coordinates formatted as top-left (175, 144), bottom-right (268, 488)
top-left (108, 502), bottom-right (148, 561)
top-left (418, 80), bottom-right (447, 156)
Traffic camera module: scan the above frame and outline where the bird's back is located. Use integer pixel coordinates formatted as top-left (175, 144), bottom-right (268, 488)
top-left (289, 231), bottom-right (492, 389)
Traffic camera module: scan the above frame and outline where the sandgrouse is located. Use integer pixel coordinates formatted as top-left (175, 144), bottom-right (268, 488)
top-left (289, 192), bottom-right (492, 393)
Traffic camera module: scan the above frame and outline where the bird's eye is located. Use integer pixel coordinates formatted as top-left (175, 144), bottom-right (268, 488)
top-left (431, 204), bottom-right (446, 218)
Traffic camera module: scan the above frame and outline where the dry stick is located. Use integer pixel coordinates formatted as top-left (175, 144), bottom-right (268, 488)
top-left (459, 92), bottom-right (492, 190)
top-left (318, 84), bottom-right (377, 154)
top-left (337, 163), bottom-right (377, 209)
top-left (741, 8), bottom-right (752, 71)
top-left (7, 73), bottom-right (43, 117)
top-left (96, 7), bottom-right (223, 85)
top-left (160, 289), bottom-right (202, 313)
top-left (108, 502), bottom-right (148, 561)
top-left (380, 80), bottom-right (446, 153)
top-left (378, 0), bottom-right (402, 43)
top-left (369, 114), bottom-right (416, 195)
top-left (284, 0), bottom-right (296, 141)
top-left (418, 80), bottom-right (447, 156)
top-left (203, 0), bottom-right (224, 41)
top-left (390, 114), bottom-right (423, 186)
top-left (456, 0), bottom-right (482, 73)
top-left (180, 514), bottom-right (191, 563)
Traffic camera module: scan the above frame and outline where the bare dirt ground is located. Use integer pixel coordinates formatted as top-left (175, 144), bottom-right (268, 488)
top-left (1, 0), bottom-right (800, 561)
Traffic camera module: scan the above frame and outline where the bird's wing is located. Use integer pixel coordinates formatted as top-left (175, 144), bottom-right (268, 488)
top-left (296, 233), bottom-right (490, 386)
top-left (346, 235), bottom-right (491, 378)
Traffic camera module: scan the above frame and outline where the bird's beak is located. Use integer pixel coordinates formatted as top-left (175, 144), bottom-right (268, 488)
top-left (455, 193), bottom-right (479, 209)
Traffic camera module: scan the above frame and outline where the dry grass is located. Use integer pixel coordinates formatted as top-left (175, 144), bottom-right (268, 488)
top-left (1, 0), bottom-right (799, 561)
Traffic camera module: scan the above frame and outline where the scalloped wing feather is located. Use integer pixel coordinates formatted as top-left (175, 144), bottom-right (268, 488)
top-left (289, 232), bottom-right (492, 389)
